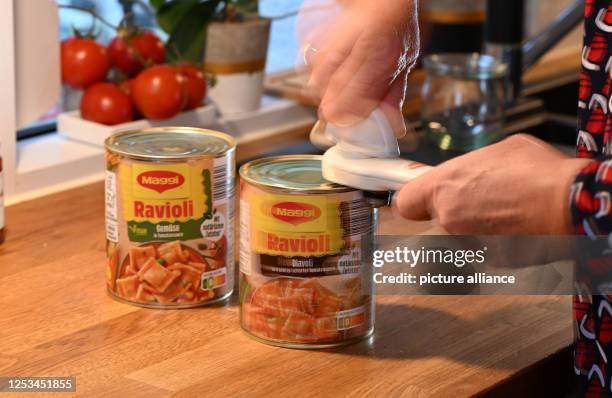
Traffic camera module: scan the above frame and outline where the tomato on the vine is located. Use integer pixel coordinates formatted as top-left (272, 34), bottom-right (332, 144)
top-left (178, 65), bottom-right (207, 110)
top-left (132, 65), bottom-right (186, 119)
top-left (108, 31), bottom-right (166, 75)
top-left (80, 82), bottom-right (134, 125)
top-left (61, 37), bottom-right (110, 88)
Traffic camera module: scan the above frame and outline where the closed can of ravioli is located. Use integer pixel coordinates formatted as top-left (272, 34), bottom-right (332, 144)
top-left (239, 155), bottom-right (375, 348)
top-left (104, 127), bottom-right (235, 308)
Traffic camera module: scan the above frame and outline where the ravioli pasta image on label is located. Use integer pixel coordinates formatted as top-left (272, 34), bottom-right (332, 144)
top-left (104, 128), bottom-right (235, 309)
top-left (239, 156), bottom-right (375, 348)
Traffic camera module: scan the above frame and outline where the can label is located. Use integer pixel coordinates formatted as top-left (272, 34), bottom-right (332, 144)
top-left (249, 193), bottom-right (344, 257)
top-left (239, 182), bottom-right (374, 345)
top-left (105, 152), bottom-right (234, 308)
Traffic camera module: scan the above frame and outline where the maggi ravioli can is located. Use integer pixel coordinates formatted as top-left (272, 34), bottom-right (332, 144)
top-left (104, 127), bottom-right (235, 308)
top-left (239, 155), bottom-right (375, 348)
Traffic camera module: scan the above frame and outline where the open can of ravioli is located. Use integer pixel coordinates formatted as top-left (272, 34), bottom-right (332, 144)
top-left (104, 127), bottom-right (236, 308)
top-left (239, 155), bottom-right (375, 348)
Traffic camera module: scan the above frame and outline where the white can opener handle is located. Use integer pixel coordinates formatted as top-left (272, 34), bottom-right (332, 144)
top-left (321, 146), bottom-right (431, 191)
top-left (313, 109), bottom-right (432, 191)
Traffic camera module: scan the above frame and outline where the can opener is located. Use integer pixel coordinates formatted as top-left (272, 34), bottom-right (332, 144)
top-left (310, 109), bottom-right (432, 192)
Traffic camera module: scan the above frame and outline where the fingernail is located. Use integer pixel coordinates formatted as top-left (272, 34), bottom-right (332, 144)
top-left (391, 191), bottom-right (399, 207)
top-left (394, 121), bottom-right (407, 138)
top-left (334, 114), bottom-right (363, 127)
top-left (390, 192), bottom-right (404, 218)
top-left (387, 113), bottom-right (407, 138)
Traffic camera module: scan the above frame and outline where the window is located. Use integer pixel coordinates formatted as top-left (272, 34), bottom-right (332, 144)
top-left (17, 0), bottom-right (302, 140)
top-left (261, 0), bottom-right (301, 72)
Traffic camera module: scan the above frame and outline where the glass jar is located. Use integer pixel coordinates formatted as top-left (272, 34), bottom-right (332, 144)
top-left (422, 0), bottom-right (486, 54)
top-left (421, 53), bottom-right (507, 151)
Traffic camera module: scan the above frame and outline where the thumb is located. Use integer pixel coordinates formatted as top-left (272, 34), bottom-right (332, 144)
top-left (394, 175), bottom-right (434, 221)
top-left (380, 69), bottom-right (409, 138)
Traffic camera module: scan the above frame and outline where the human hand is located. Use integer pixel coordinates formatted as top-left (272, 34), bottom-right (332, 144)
top-left (395, 134), bottom-right (591, 235)
top-left (297, 0), bottom-right (419, 136)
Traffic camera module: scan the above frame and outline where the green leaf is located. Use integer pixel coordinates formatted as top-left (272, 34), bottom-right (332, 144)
top-left (156, 0), bottom-right (200, 34)
top-left (233, 0), bottom-right (258, 14)
top-left (149, 0), bottom-right (166, 12)
top-left (166, 0), bottom-right (221, 63)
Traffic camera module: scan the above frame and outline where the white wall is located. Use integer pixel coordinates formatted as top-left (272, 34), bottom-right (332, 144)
top-left (0, 1), bottom-right (16, 196)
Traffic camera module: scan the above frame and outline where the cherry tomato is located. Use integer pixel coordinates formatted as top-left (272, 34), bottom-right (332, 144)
top-left (119, 79), bottom-right (144, 119)
top-left (108, 31), bottom-right (166, 75)
top-left (61, 37), bottom-right (110, 88)
top-left (80, 83), bottom-right (134, 125)
top-left (179, 65), bottom-right (207, 110)
top-left (132, 65), bottom-right (186, 119)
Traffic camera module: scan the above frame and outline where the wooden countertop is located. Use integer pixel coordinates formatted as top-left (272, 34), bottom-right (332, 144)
top-left (0, 183), bottom-right (574, 397)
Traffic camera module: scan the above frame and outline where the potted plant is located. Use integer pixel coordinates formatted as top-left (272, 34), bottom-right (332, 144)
top-left (151, 0), bottom-right (270, 115)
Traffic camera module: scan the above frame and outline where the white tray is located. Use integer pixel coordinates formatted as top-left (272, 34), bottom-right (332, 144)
top-left (57, 103), bottom-right (217, 147)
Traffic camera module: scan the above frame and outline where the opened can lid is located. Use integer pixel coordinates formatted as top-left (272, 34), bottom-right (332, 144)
top-left (105, 127), bottom-right (236, 160)
top-left (239, 155), bottom-right (354, 193)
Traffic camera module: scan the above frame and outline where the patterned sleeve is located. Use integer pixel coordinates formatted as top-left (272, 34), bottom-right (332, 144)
top-left (572, 2), bottom-right (612, 397)
top-left (571, 158), bottom-right (612, 236)
top-left (573, 0), bottom-right (612, 237)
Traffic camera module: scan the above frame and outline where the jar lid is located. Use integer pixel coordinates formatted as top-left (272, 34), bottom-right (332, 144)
top-left (423, 53), bottom-right (507, 79)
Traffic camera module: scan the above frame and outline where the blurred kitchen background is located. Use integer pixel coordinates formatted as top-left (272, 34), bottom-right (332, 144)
top-left (1, 0), bottom-right (585, 204)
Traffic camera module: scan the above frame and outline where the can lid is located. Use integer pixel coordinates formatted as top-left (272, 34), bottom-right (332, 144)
top-left (239, 155), bottom-right (355, 192)
top-left (104, 127), bottom-right (236, 160)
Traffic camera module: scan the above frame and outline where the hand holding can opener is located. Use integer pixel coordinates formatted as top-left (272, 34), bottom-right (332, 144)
top-left (310, 109), bottom-right (431, 193)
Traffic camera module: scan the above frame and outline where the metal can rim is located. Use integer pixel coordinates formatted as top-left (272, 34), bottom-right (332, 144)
top-left (104, 127), bottom-right (236, 161)
top-left (239, 155), bottom-right (357, 193)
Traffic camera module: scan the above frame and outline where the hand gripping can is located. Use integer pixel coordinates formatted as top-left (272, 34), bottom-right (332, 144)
top-left (104, 127), bottom-right (235, 308)
top-left (239, 155), bottom-right (375, 348)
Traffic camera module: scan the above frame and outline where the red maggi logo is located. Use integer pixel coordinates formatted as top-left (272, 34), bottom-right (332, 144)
top-left (137, 170), bottom-right (185, 193)
top-left (271, 202), bottom-right (321, 225)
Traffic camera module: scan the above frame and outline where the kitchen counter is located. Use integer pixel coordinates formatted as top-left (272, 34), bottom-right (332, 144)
top-left (0, 183), bottom-right (574, 397)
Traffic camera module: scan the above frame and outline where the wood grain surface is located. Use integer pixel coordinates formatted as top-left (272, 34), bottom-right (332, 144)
top-left (0, 183), bottom-right (574, 397)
